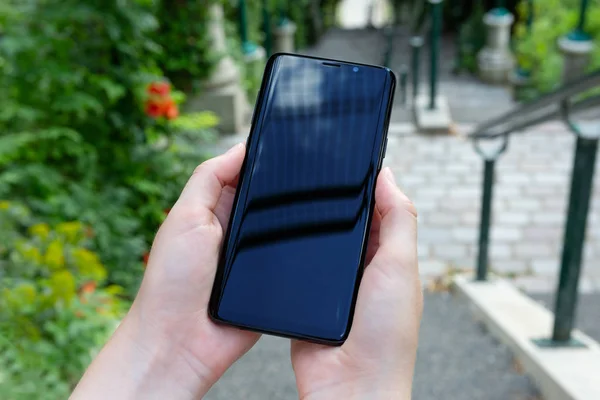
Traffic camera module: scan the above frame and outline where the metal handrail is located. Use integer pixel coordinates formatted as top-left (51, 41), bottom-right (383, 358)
top-left (471, 68), bottom-right (600, 347)
top-left (469, 69), bottom-right (600, 139)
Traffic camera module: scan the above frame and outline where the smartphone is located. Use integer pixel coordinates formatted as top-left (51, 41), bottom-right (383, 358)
top-left (209, 53), bottom-right (395, 345)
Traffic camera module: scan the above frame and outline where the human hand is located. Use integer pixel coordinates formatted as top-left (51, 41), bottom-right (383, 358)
top-left (291, 167), bottom-right (423, 400)
top-left (71, 143), bottom-right (259, 400)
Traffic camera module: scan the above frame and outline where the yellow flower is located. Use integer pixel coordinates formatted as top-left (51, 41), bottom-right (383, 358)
top-left (48, 270), bottom-right (76, 303)
top-left (11, 283), bottom-right (37, 306)
top-left (0, 200), bottom-right (10, 210)
top-left (56, 221), bottom-right (83, 243)
top-left (15, 241), bottom-right (43, 264)
top-left (44, 239), bottom-right (65, 270)
top-left (29, 223), bottom-right (51, 240)
top-left (72, 247), bottom-right (107, 282)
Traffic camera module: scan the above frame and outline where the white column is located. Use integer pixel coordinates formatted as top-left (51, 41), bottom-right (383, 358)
top-left (558, 35), bottom-right (594, 84)
top-left (274, 20), bottom-right (297, 53)
top-left (186, 4), bottom-right (248, 133)
top-left (477, 9), bottom-right (515, 84)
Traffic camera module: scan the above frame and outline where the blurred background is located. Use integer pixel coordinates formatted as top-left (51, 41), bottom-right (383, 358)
top-left (1, 0), bottom-right (599, 399)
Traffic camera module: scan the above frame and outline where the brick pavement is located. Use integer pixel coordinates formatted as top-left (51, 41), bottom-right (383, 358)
top-left (384, 122), bottom-right (600, 292)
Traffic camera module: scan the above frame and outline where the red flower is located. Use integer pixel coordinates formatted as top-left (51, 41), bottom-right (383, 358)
top-left (145, 100), bottom-right (163, 118)
top-left (81, 281), bottom-right (97, 295)
top-left (142, 251), bottom-right (150, 267)
top-left (165, 104), bottom-right (179, 120)
top-left (147, 81), bottom-right (170, 96)
top-left (85, 226), bottom-right (95, 238)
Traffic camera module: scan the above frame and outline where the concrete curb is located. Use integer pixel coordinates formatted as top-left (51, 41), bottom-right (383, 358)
top-left (453, 275), bottom-right (600, 400)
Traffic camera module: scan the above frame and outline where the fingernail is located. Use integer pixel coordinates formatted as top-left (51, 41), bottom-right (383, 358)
top-left (226, 142), bottom-right (244, 154)
top-left (384, 167), bottom-right (396, 184)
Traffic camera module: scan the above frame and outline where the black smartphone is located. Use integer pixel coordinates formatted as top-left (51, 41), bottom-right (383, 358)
top-left (209, 53), bottom-right (395, 345)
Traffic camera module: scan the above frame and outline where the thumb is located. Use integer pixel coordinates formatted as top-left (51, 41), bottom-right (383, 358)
top-left (170, 143), bottom-right (246, 229)
top-left (369, 167), bottom-right (419, 280)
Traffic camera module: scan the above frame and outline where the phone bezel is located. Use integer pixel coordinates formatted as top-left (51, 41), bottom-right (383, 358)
top-left (208, 53), bottom-right (397, 345)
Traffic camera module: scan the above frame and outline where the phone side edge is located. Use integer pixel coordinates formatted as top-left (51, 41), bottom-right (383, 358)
top-left (208, 54), bottom-right (283, 322)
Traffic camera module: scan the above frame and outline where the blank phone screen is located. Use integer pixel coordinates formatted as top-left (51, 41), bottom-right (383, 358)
top-left (210, 54), bottom-right (394, 342)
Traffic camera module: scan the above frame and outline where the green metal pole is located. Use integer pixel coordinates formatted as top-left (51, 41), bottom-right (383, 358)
top-left (383, 27), bottom-right (394, 67)
top-left (428, 0), bottom-right (442, 110)
top-left (399, 65), bottom-right (408, 106)
top-left (263, 0), bottom-right (272, 57)
top-left (526, 0), bottom-right (534, 33)
top-left (576, 0), bottom-right (590, 33)
top-left (476, 159), bottom-right (495, 281)
top-left (278, 0), bottom-right (287, 25)
top-left (410, 36), bottom-right (424, 100)
top-left (552, 135), bottom-right (598, 342)
top-left (239, 0), bottom-right (249, 49)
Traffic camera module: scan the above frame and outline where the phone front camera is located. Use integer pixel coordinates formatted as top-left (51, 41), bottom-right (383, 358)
top-left (353, 67), bottom-right (359, 72)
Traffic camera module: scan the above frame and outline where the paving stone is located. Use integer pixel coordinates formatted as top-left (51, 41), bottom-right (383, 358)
top-left (531, 212), bottom-right (565, 225)
top-left (461, 211), bottom-right (480, 225)
top-left (512, 276), bottom-right (557, 293)
top-left (491, 260), bottom-right (528, 273)
top-left (531, 259), bottom-right (559, 276)
top-left (419, 227), bottom-right (452, 244)
top-left (418, 260), bottom-right (447, 276)
top-left (506, 198), bottom-right (542, 211)
top-left (491, 226), bottom-right (523, 242)
top-left (451, 227), bottom-right (478, 244)
top-left (490, 243), bottom-right (512, 260)
top-left (494, 211), bottom-right (530, 226)
top-left (434, 244), bottom-right (468, 259)
top-left (418, 243), bottom-right (431, 259)
top-left (426, 212), bottom-right (460, 226)
top-left (514, 243), bottom-right (556, 258)
top-left (522, 226), bottom-right (563, 241)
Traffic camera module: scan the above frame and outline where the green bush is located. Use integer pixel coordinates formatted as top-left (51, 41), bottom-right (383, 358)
top-left (153, 0), bottom-right (220, 93)
top-left (0, 1), bottom-right (216, 296)
top-left (0, 202), bottom-right (126, 399)
top-left (514, 0), bottom-right (600, 99)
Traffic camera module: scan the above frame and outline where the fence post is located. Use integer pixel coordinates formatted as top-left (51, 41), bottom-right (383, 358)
top-left (473, 136), bottom-right (509, 281)
top-left (410, 36), bottom-right (424, 100)
top-left (274, 2), bottom-right (297, 53)
top-left (428, 0), bottom-right (442, 110)
top-left (550, 106), bottom-right (598, 344)
top-left (510, 0), bottom-right (533, 96)
top-left (476, 159), bottom-right (495, 281)
top-left (477, 5), bottom-right (514, 83)
top-left (558, 0), bottom-right (593, 83)
top-left (262, 0), bottom-right (272, 57)
top-left (399, 65), bottom-right (408, 106)
top-left (238, 0), bottom-right (257, 56)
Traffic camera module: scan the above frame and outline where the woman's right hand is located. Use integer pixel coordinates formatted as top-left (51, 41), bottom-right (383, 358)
top-left (291, 167), bottom-right (423, 400)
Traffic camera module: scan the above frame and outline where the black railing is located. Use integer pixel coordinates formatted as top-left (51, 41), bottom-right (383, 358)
top-left (468, 69), bottom-right (600, 346)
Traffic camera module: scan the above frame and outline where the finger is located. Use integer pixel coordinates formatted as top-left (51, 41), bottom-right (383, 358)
top-left (370, 167), bottom-right (418, 278)
top-left (171, 143), bottom-right (246, 226)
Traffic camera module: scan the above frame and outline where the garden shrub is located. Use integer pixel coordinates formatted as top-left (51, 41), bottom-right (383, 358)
top-left (0, 202), bottom-right (126, 399)
top-left (0, 1), bottom-right (216, 296)
top-left (514, 0), bottom-right (600, 99)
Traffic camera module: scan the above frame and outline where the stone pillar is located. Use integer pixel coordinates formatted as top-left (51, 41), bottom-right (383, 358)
top-left (274, 19), bottom-right (297, 53)
top-left (558, 34), bottom-right (594, 83)
top-left (186, 4), bottom-right (248, 133)
top-left (477, 8), bottom-right (514, 84)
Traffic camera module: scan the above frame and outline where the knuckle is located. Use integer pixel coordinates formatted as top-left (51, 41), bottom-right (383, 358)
top-left (402, 198), bottom-right (418, 219)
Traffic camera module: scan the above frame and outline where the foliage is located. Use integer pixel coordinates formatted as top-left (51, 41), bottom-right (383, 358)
top-left (514, 0), bottom-right (600, 99)
top-left (0, 1), bottom-right (216, 297)
top-left (0, 0), bottom-right (163, 172)
top-left (153, 0), bottom-right (220, 93)
top-left (0, 202), bottom-right (126, 399)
